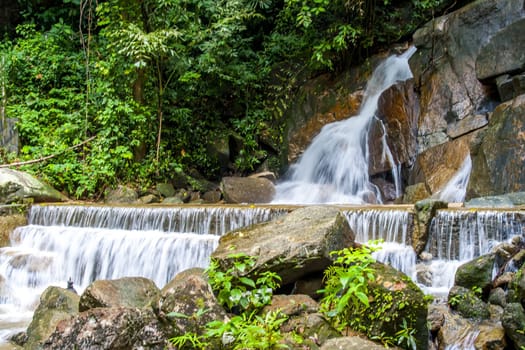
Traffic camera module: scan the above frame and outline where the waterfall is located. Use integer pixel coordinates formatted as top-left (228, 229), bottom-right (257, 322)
top-left (434, 155), bottom-right (472, 203)
top-left (421, 209), bottom-right (525, 295)
top-left (0, 204), bottom-right (287, 343)
top-left (343, 209), bottom-right (416, 280)
top-left (273, 47), bottom-right (416, 204)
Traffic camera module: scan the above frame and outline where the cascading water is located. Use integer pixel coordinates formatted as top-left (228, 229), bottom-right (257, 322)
top-left (343, 209), bottom-right (417, 280)
top-left (434, 155), bottom-right (472, 203)
top-left (421, 209), bottom-right (525, 295)
top-left (0, 205), bottom-right (287, 344)
top-left (273, 47), bottom-right (416, 204)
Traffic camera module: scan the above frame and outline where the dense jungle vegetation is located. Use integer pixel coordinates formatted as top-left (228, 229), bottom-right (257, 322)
top-left (0, 0), bottom-right (457, 199)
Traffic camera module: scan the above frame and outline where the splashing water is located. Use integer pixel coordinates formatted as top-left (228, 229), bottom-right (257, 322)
top-left (434, 155), bottom-right (472, 203)
top-left (273, 47), bottom-right (417, 204)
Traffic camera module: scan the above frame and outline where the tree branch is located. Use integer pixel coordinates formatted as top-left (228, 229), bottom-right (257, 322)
top-left (0, 136), bottom-right (96, 168)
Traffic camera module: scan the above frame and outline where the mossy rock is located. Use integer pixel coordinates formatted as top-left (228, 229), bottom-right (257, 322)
top-left (448, 285), bottom-right (490, 320)
top-left (454, 253), bottom-right (495, 291)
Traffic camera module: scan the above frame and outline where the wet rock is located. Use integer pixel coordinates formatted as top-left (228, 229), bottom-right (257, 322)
top-left (0, 213), bottom-right (26, 247)
top-left (465, 194), bottom-right (515, 208)
top-left (0, 168), bottom-right (66, 204)
top-left (370, 80), bottom-right (419, 175)
top-left (474, 321), bottom-right (507, 350)
top-left (212, 206), bottom-right (355, 286)
top-left (488, 288), bottom-right (507, 308)
top-left (427, 304), bottom-right (446, 333)
top-left (501, 303), bottom-right (525, 349)
top-left (468, 95), bottom-right (525, 197)
top-left (454, 253), bottom-right (495, 291)
top-left (220, 176), bottom-right (275, 204)
top-left (402, 182), bottom-right (430, 204)
top-left (448, 286), bottom-right (490, 319)
top-left (79, 277), bottom-right (160, 312)
top-left (437, 307), bottom-right (479, 350)
top-left (41, 307), bottom-right (169, 350)
top-left (413, 199), bottom-right (448, 255)
top-left (8, 253), bottom-right (52, 273)
top-left (25, 286), bottom-right (79, 349)
top-left (153, 268), bottom-right (228, 336)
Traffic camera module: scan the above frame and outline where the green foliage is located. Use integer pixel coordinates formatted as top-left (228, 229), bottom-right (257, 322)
top-left (318, 242), bottom-right (378, 331)
top-left (318, 242), bottom-right (425, 349)
top-left (206, 252), bottom-right (281, 313)
top-left (169, 252), bottom-right (292, 349)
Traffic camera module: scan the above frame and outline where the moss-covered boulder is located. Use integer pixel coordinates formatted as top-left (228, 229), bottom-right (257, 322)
top-left (413, 199), bottom-right (448, 255)
top-left (501, 303), bottom-right (525, 349)
top-left (24, 286), bottom-right (79, 349)
top-left (454, 253), bottom-right (496, 292)
top-left (348, 262), bottom-right (429, 350)
top-left (79, 277), bottom-right (160, 312)
top-left (448, 285), bottom-right (490, 320)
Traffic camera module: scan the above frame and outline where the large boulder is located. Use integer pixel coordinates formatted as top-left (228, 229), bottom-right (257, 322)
top-left (501, 303), bottom-right (525, 349)
top-left (24, 286), bottom-right (79, 349)
top-left (41, 307), bottom-right (169, 350)
top-left (212, 206), bottom-right (355, 286)
top-left (153, 268), bottom-right (228, 336)
top-left (220, 176), bottom-right (275, 204)
top-left (468, 94), bottom-right (525, 197)
top-left (346, 262), bottom-right (429, 350)
top-left (79, 277), bottom-right (160, 312)
top-left (454, 253), bottom-right (496, 291)
top-left (0, 168), bottom-right (66, 204)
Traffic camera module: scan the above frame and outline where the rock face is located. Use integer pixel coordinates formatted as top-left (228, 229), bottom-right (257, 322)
top-left (468, 94), bottom-right (525, 197)
top-left (212, 206), bottom-right (355, 285)
top-left (42, 307), bottom-right (169, 350)
top-left (0, 168), bottom-right (66, 204)
top-left (220, 176), bottom-right (276, 203)
top-left (79, 277), bottom-right (160, 312)
top-left (24, 287), bottom-right (79, 349)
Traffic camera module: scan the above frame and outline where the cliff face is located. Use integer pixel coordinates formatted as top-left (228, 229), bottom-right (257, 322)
top-left (284, 0), bottom-right (525, 203)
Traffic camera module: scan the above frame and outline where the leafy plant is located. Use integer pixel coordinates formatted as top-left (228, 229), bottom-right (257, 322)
top-left (206, 252), bottom-right (281, 313)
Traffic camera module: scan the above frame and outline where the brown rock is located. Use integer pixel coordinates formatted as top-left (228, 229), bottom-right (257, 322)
top-left (220, 176), bottom-right (275, 204)
top-left (79, 277), bottom-right (160, 312)
top-left (474, 322), bottom-right (507, 350)
top-left (263, 294), bottom-right (319, 317)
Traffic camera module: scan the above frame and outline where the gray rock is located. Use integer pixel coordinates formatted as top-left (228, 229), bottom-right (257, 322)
top-left (41, 307), bottom-right (169, 350)
top-left (446, 114), bottom-right (488, 139)
top-left (211, 206), bottom-right (355, 286)
top-left (320, 336), bottom-right (401, 350)
top-left (220, 176), bottom-right (275, 203)
top-left (476, 18), bottom-right (525, 80)
top-left (79, 277), bottom-right (160, 312)
top-left (104, 185), bottom-right (138, 204)
top-left (448, 285), bottom-right (490, 319)
top-left (413, 199), bottom-right (448, 255)
top-left (156, 183), bottom-right (175, 198)
top-left (153, 268), bottom-right (228, 337)
top-left (501, 303), bottom-right (525, 349)
top-left (0, 169), bottom-right (66, 204)
top-left (25, 286), bottom-right (79, 349)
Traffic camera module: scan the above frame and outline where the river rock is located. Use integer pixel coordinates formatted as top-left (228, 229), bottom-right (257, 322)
top-left (468, 94), bottom-right (525, 197)
top-left (0, 168), bottom-right (66, 204)
top-left (24, 286), bottom-right (79, 349)
top-left (412, 199), bottom-right (448, 255)
top-left (79, 277), bottom-right (160, 312)
top-left (220, 176), bottom-right (275, 203)
top-left (347, 262), bottom-right (429, 350)
top-left (501, 303), bottom-right (525, 349)
top-left (41, 307), bottom-right (169, 350)
top-left (448, 285), bottom-right (490, 319)
top-left (402, 182), bottom-right (430, 204)
top-left (211, 206), bottom-right (354, 286)
top-left (454, 253), bottom-right (495, 291)
top-left (283, 313), bottom-right (341, 349)
top-left (474, 321), bottom-right (508, 350)
top-left (0, 213), bottom-right (26, 247)
top-left (153, 268), bottom-right (228, 336)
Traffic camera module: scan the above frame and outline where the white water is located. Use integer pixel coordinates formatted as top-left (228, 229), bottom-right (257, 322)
top-left (0, 205), bottom-right (286, 344)
top-left (273, 47), bottom-right (416, 204)
top-left (343, 209), bottom-right (416, 280)
top-left (422, 209), bottom-right (525, 295)
top-left (434, 155), bottom-right (472, 203)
